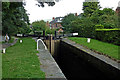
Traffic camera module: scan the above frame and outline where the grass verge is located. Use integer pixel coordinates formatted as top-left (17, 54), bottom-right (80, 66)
top-left (2, 38), bottom-right (45, 78)
top-left (68, 37), bottom-right (119, 60)
top-left (0, 54), bottom-right (2, 79)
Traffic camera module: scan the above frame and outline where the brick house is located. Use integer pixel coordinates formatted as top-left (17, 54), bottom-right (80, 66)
top-left (46, 21), bottom-right (50, 27)
top-left (49, 13), bottom-right (78, 32)
top-left (116, 7), bottom-right (120, 14)
top-left (50, 17), bottom-right (64, 32)
top-left (116, 1), bottom-right (120, 14)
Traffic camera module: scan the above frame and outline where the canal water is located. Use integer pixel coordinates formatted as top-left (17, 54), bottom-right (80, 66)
top-left (52, 40), bottom-right (109, 80)
top-left (43, 38), bottom-right (112, 80)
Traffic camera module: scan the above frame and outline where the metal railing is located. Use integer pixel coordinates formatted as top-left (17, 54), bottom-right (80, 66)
top-left (37, 39), bottom-right (47, 50)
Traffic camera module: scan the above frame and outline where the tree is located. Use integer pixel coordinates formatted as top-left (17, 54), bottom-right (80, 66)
top-left (32, 20), bottom-right (47, 34)
top-left (95, 8), bottom-right (118, 29)
top-left (36, 0), bottom-right (61, 7)
top-left (99, 14), bottom-right (118, 29)
top-left (61, 13), bottom-right (78, 33)
top-left (2, 2), bottom-right (30, 36)
top-left (82, 2), bottom-right (100, 17)
top-left (70, 18), bottom-right (82, 33)
top-left (102, 8), bottom-right (115, 15)
top-left (90, 8), bottom-right (118, 29)
top-left (70, 17), bottom-right (95, 38)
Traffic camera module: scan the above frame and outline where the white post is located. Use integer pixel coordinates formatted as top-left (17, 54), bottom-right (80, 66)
top-left (20, 40), bottom-right (22, 43)
top-left (73, 33), bottom-right (78, 36)
top-left (3, 48), bottom-right (6, 53)
top-left (87, 38), bottom-right (91, 43)
top-left (37, 39), bottom-right (47, 50)
top-left (37, 39), bottom-right (39, 50)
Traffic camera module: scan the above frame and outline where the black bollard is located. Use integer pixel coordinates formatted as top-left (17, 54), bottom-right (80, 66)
top-left (43, 30), bottom-right (45, 39)
top-left (55, 31), bottom-right (57, 39)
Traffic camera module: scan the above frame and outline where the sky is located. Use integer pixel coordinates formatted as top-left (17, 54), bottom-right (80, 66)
top-left (24, 0), bottom-right (120, 23)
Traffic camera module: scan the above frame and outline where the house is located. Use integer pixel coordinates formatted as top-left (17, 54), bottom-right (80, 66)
top-left (116, 7), bottom-right (120, 14)
top-left (116, 1), bottom-right (120, 14)
top-left (46, 21), bottom-right (50, 27)
top-left (49, 13), bottom-right (78, 32)
top-left (50, 17), bottom-right (64, 32)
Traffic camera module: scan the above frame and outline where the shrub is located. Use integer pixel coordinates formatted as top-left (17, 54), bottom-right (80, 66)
top-left (95, 29), bottom-right (120, 45)
top-left (45, 28), bottom-right (55, 35)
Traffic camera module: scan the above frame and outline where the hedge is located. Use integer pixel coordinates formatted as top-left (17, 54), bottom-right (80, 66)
top-left (95, 29), bottom-right (120, 45)
top-left (96, 28), bottom-right (120, 31)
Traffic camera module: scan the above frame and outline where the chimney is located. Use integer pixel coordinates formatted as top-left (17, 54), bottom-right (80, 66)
top-left (46, 21), bottom-right (49, 27)
top-left (75, 13), bottom-right (78, 16)
top-left (52, 17), bottom-right (55, 20)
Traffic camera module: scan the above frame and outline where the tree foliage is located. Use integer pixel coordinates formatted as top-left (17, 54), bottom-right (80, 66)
top-left (91, 8), bottom-right (118, 29)
top-left (36, 0), bottom-right (61, 7)
top-left (2, 2), bottom-right (30, 35)
top-left (70, 17), bottom-right (95, 38)
top-left (32, 20), bottom-right (47, 33)
top-left (61, 13), bottom-right (78, 33)
top-left (82, 2), bottom-right (100, 17)
top-left (61, 1), bottom-right (118, 39)
top-left (31, 20), bottom-right (56, 35)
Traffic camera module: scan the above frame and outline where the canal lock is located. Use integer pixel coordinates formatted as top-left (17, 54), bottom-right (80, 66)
top-left (43, 36), bottom-right (119, 80)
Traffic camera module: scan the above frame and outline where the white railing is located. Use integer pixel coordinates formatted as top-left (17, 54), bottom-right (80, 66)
top-left (37, 39), bottom-right (47, 50)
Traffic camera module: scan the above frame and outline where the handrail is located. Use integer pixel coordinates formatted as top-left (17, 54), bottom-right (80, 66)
top-left (37, 39), bottom-right (47, 50)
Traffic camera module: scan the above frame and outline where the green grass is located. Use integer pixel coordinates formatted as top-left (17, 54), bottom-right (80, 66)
top-left (0, 54), bottom-right (2, 79)
top-left (8, 37), bottom-right (14, 43)
top-left (68, 37), bottom-right (119, 60)
top-left (2, 38), bottom-right (45, 78)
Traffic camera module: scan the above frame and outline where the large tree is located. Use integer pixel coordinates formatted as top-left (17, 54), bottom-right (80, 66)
top-left (82, 2), bottom-right (100, 17)
top-left (91, 8), bottom-right (118, 29)
top-left (2, 2), bottom-right (30, 35)
top-left (32, 20), bottom-right (47, 34)
top-left (70, 17), bottom-right (95, 38)
top-left (61, 13), bottom-right (78, 33)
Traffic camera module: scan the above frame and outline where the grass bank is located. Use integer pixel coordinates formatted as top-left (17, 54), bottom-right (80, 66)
top-left (2, 38), bottom-right (45, 78)
top-left (0, 54), bottom-right (2, 79)
top-left (68, 37), bottom-right (119, 60)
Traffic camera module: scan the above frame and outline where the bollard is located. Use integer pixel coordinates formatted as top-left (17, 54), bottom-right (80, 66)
top-left (3, 48), bottom-right (6, 53)
top-left (20, 40), bottom-right (22, 43)
top-left (87, 38), bottom-right (91, 43)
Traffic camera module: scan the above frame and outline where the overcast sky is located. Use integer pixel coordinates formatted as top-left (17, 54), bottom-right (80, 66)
top-left (24, 0), bottom-right (120, 23)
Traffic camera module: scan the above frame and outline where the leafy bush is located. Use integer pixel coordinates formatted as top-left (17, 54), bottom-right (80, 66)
top-left (70, 18), bottom-right (96, 38)
top-left (95, 29), bottom-right (120, 45)
top-left (45, 28), bottom-right (55, 35)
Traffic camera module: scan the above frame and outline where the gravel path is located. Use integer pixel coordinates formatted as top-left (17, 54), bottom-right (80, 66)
top-left (2, 37), bottom-right (18, 49)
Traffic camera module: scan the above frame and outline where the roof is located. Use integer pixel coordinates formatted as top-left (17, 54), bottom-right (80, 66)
top-left (116, 7), bottom-right (120, 11)
top-left (50, 17), bottom-right (64, 24)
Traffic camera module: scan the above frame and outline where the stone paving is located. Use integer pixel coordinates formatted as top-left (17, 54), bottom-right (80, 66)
top-left (34, 38), bottom-right (67, 79)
